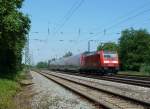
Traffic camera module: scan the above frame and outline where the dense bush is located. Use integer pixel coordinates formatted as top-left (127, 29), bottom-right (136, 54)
top-left (119, 28), bottom-right (150, 71)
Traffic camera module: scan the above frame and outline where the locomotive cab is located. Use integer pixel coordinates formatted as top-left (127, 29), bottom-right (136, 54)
top-left (99, 50), bottom-right (119, 74)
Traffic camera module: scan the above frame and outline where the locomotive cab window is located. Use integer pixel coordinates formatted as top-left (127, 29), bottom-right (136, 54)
top-left (104, 52), bottom-right (118, 59)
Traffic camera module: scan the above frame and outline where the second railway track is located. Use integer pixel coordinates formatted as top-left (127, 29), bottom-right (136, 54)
top-left (38, 70), bottom-right (150, 109)
top-left (97, 75), bottom-right (150, 87)
top-left (52, 71), bottom-right (150, 88)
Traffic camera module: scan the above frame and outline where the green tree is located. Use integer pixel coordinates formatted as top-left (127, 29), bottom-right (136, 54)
top-left (119, 28), bottom-right (150, 71)
top-left (97, 42), bottom-right (118, 51)
top-left (36, 61), bottom-right (48, 68)
top-left (63, 51), bottom-right (73, 57)
top-left (0, 0), bottom-right (30, 74)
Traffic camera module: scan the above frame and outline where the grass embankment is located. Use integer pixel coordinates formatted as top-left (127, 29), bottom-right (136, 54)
top-left (0, 71), bottom-right (26, 109)
top-left (118, 71), bottom-right (150, 76)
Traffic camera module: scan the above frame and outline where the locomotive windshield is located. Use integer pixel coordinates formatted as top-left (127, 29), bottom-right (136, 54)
top-left (104, 52), bottom-right (118, 59)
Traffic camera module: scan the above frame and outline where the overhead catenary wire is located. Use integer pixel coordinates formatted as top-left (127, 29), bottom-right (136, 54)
top-left (76, 8), bottom-right (150, 52)
top-left (51, 0), bottom-right (85, 55)
top-left (52, 1), bottom-right (150, 54)
top-left (91, 8), bottom-right (150, 38)
top-left (97, 17), bottom-right (150, 41)
top-left (109, 18), bottom-right (150, 33)
top-left (89, 1), bottom-right (150, 32)
top-left (54, 0), bottom-right (84, 36)
top-left (76, 1), bottom-right (150, 43)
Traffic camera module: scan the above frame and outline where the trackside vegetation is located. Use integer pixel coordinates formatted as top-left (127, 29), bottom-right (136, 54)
top-left (0, 71), bottom-right (27, 109)
top-left (0, 0), bottom-right (30, 75)
top-left (97, 28), bottom-right (150, 75)
top-left (36, 61), bottom-right (48, 68)
top-left (119, 28), bottom-right (150, 72)
top-left (0, 0), bottom-right (30, 108)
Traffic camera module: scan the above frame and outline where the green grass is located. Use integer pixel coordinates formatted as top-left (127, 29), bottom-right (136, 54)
top-left (0, 72), bottom-right (24, 109)
top-left (0, 79), bottom-right (21, 109)
top-left (118, 71), bottom-right (150, 76)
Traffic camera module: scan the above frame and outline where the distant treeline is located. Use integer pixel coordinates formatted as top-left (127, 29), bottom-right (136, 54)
top-left (0, 0), bottom-right (30, 76)
top-left (97, 28), bottom-right (150, 72)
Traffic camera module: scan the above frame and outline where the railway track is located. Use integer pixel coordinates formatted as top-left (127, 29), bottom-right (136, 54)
top-left (51, 71), bottom-right (150, 87)
top-left (98, 75), bottom-right (150, 87)
top-left (38, 70), bottom-right (150, 109)
top-left (113, 74), bottom-right (150, 81)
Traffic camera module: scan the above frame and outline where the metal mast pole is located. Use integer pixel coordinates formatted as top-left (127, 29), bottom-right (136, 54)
top-left (88, 40), bottom-right (93, 52)
top-left (25, 34), bottom-right (30, 71)
top-left (88, 41), bottom-right (90, 52)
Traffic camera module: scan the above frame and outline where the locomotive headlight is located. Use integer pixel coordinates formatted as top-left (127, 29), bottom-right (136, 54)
top-left (104, 60), bottom-right (118, 64)
top-left (104, 60), bottom-right (110, 63)
top-left (112, 61), bottom-right (118, 63)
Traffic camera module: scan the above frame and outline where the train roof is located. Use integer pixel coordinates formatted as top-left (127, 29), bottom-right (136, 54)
top-left (82, 50), bottom-right (118, 56)
top-left (82, 51), bottom-right (97, 56)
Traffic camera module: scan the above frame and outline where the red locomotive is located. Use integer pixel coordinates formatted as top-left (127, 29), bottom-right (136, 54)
top-left (49, 50), bottom-right (119, 74)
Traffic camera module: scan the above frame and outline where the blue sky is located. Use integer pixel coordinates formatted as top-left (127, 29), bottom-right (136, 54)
top-left (22, 0), bottom-right (150, 64)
